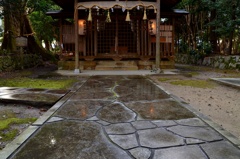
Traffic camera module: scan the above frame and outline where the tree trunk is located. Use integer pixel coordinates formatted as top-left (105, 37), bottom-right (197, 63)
top-left (44, 40), bottom-right (50, 51)
top-left (1, 0), bottom-right (54, 61)
top-left (209, 0), bottom-right (218, 54)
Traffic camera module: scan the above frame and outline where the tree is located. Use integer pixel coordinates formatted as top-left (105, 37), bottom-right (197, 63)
top-left (0, 0), bottom-right (56, 60)
top-left (29, 1), bottom-right (60, 51)
top-left (176, 0), bottom-right (240, 56)
top-left (211, 0), bottom-right (240, 54)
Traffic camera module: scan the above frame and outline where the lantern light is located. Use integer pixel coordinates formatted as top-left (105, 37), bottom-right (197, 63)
top-left (149, 19), bottom-right (156, 35)
top-left (78, 20), bottom-right (85, 35)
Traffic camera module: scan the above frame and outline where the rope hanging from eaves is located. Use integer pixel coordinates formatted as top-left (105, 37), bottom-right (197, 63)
top-left (76, 1), bottom-right (157, 12)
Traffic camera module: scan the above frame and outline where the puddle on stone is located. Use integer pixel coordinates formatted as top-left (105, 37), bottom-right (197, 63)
top-left (26, 88), bottom-right (47, 92)
top-left (70, 91), bottom-right (115, 100)
top-left (55, 100), bottom-right (112, 120)
top-left (12, 121), bottom-right (131, 159)
top-left (46, 89), bottom-right (69, 95)
top-left (221, 79), bottom-right (240, 85)
top-left (126, 100), bottom-right (195, 120)
top-left (79, 79), bottom-right (115, 91)
top-left (0, 93), bottom-right (62, 107)
top-left (116, 79), bottom-right (170, 102)
top-left (97, 102), bottom-right (136, 123)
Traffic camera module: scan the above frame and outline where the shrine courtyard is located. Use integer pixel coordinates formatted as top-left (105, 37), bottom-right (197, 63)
top-left (1, 72), bottom-right (240, 159)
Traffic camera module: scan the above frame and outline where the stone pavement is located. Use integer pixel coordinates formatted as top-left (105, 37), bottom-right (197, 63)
top-left (0, 87), bottom-right (69, 107)
top-left (1, 75), bottom-right (240, 159)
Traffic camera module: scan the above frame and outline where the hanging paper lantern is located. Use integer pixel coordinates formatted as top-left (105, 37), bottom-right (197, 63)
top-left (88, 9), bottom-right (92, 21)
top-left (106, 10), bottom-right (111, 23)
top-left (143, 8), bottom-right (147, 20)
top-left (125, 10), bottom-right (130, 22)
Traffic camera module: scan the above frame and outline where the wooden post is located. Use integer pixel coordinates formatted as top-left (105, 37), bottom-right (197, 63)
top-left (156, 0), bottom-right (161, 71)
top-left (74, 0), bottom-right (80, 73)
top-left (59, 18), bottom-right (63, 54)
top-left (94, 19), bottom-right (98, 56)
top-left (172, 18), bottom-right (175, 57)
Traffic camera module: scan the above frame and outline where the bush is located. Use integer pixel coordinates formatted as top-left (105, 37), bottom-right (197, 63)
top-left (0, 54), bottom-right (42, 72)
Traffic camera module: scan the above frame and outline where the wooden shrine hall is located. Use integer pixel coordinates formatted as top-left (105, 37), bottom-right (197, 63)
top-left (48, 0), bottom-right (187, 72)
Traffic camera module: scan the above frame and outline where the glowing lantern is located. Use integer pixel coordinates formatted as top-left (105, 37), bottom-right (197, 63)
top-left (78, 20), bottom-right (85, 35)
top-left (149, 19), bottom-right (156, 35)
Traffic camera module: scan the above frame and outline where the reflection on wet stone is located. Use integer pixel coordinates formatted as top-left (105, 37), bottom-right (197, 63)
top-left (55, 101), bottom-right (111, 120)
top-left (0, 93), bottom-right (62, 106)
top-left (138, 128), bottom-right (184, 148)
top-left (126, 100), bottom-right (195, 120)
top-left (71, 91), bottom-right (114, 100)
top-left (13, 121), bottom-right (131, 159)
top-left (116, 79), bottom-right (170, 102)
top-left (97, 102), bottom-right (136, 123)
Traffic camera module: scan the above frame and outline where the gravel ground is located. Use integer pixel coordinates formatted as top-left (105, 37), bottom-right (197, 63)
top-left (150, 65), bottom-right (240, 139)
top-left (0, 103), bottom-right (46, 149)
top-left (0, 64), bottom-right (57, 150)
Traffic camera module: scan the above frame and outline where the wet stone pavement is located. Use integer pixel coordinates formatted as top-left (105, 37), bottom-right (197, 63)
top-left (8, 76), bottom-right (240, 159)
top-left (0, 87), bottom-right (69, 107)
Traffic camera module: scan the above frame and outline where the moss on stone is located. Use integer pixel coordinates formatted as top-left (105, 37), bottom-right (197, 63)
top-left (0, 77), bottom-right (77, 89)
top-left (0, 116), bottom-right (37, 143)
top-left (158, 78), bottom-right (171, 82)
top-left (0, 129), bottom-right (18, 141)
top-left (0, 117), bottom-right (37, 131)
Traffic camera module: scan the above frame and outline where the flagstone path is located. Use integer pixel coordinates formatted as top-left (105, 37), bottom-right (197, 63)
top-left (2, 75), bottom-right (240, 159)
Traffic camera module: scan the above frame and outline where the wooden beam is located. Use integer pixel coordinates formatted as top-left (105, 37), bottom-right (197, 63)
top-left (77, 1), bottom-right (157, 10)
top-left (156, 0), bottom-right (161, 70)
top-left (74, 0), bottom-right (80, 73)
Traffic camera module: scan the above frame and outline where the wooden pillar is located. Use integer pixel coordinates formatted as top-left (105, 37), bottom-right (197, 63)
top-left (74, 0), bottom-right (80, 73)
top-left (59, 18), bottom-right (63, 54)
top-left (156, 0), bottom-right (161, 70)
top-left (94, 19), bottom-right (98, 56)
top-left (172, 18), bottom-right (175, 56)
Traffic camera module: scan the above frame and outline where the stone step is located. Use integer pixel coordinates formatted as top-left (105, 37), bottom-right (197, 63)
top-left (95, 61), bottom-right (138, 70)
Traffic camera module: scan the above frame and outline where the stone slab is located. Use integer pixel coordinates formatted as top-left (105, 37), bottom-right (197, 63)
top-left (97, 102), bottom-right (136, 123)
top-left (175, 118), bottom-right (207, 127)
top-left (129, 147), bottom-right (151, 159)
top-left (126, 100), bottom-right (195, 120)
top-left (201, 141), bottom-right (240, 159)
top-left (138, 128), bottom-right (184, 148)
top-left (131, 120), bottom-right (156, 130)
top-left (11, 121), bottom-right (131, 159)
top-left (105, 123), bottom-right (135, 135)
top-left (55, 100), bottom-right (111, 120)
top-left (152, 120), bottom-right (177, 127)
top-left (168, 125), bottom-right (223, 142)
top-left (109, 134), bottom-right (138, 150)
top-left (154, 145), bottom-right (206, 159)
